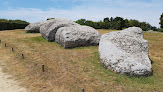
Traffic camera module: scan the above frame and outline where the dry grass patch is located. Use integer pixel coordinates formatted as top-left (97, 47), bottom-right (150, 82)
top-left (0, 29), bottom-right (162, 92)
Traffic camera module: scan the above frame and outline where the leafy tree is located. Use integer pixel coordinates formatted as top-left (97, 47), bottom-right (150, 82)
top-left (113, 20), bottom-right (121, 30)
top-left (113, 17), bottom-right (124, 29)
top-left (159, 12), bottom-right (163, 28)
top-left (98, 21), bottom-right (105, 29)
top-left (85, 20), bottom-right (94, 27)
top-left (123, 19), bottom-right (131, 28)
top-left (145, 23), bottom-right (151, 30)
top-left (104, 17), bottom-right (110, 23)
top-left (93, 22), bottom-right (101, 29)
top-left (140, 22), bottom-right (148, 31)
top-left (75, 19), bottom-right (86, 25)
top-left (75, 17), bottom-right (157, 31)
top-left (129, 19), bottom-right (140, 27)
top-left (110, 17), bottom-right (113, 22)
top-left (113, 17), bottom-right (123, 22)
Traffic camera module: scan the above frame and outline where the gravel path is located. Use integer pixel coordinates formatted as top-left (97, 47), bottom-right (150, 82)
top-left (0, 67), bottom-right (27, 92)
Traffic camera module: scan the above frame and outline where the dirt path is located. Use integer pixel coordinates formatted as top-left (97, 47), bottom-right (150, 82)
top-left (0, 66), bottom-right (27, 92)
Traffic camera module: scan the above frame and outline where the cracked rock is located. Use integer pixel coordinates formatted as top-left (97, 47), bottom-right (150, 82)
top-left (55, 25), bottom-right (101, 48)
top-left (99, 27), bottom-right (152, 76)
top-left (40, 18), bottom-right (79, 42)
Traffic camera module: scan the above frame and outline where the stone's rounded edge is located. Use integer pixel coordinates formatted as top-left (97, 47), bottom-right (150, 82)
top-left (25, 22), bottom-right (39, 33)
top-left (24, 26), bottom-right (29, 32)
top-left (55, 25), bottom-right (101, 48)
top-left (25, 24), bottom-right (34, 33)
top-left (40, 21), bottom-right (57, 42)
top-left (55, 27), bottom-right (65, 47)
top-left (99, 27), bottom-right (153, 77)
top-left (122, 27), bottom-right (143, 33)
top-left (40, 24), bottom-right (49, 41)
top-left (25, 19), bottom-right (55, 33)
top-left (122, 27), bottom-right (144, 39)
top-left (40, 18), bottom-right (79, 42)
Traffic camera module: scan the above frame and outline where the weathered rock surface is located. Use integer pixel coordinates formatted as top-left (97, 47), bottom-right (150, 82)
top-left (55, 25), bottom-right (101, 48)
top-left (40, 18), bottom-right (79, 42)
top-left (25, 19), bottom-right (54, 33)
top-left (99, 27), bottom-right (152, 76)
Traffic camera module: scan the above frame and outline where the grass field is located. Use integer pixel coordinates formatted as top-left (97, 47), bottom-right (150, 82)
top-left (0, 29), bottom-right (162, 92)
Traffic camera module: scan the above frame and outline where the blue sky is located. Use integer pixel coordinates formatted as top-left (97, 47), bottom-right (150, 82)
top-left (0, 0), bottom-right (162, 27)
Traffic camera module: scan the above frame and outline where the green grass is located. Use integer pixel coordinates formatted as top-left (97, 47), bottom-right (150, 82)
top-left (29, 31), bottom-right (163, 92)
top-left (0, 29), bottom-right (162, 92)
top-left (82, 50), bottom-right (161, 91)
top-left (30, 36), bottom-right (62, 46)
top-left (30, 36), bottom-right (46, 42)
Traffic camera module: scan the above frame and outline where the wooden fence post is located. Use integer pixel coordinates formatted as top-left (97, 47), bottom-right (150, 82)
top-left (22, 54), bottom-right (24, 59)
top-left (82, 88), bottom-right (85, 92)
top-left (5, 43), bottom-right (6, 47)
top-left (12, 47), bottom-right (14, 52)
top-left (42, 64), bottom-right (44, 72)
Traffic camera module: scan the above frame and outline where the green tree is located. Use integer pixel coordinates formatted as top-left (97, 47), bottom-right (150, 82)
top-left (110, 17), bottom-right (113, 22)
top-left (123, 19), bottom-right (131, 28)
top-left (140, 22), bottom-right (148, 31)
top-left (75, 19), bottom-right (86, 25)
top-left (113, 20), bottom-right (121, 30)
top-left (85, 20), bottom-right (94, 27)
top-left (103, 17), bottom-right (110, 29)
top-left (74, 17), bottom-right (157, 31)
top-left (129, 19), bottom-right (140, 27)
top-left (93, 22), bottom-right (101, 29)
top-left (104, 17), bottom-right (110, 23)
top-left (98, 21), bottom-right (105, 29)
top-left (113, 17), bottom-right (124, 30)
top-left (159, 12), bottom-right (163, 28)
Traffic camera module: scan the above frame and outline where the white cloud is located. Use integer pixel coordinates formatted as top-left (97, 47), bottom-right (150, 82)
top-left (0, 0), bottom-right (162, 27)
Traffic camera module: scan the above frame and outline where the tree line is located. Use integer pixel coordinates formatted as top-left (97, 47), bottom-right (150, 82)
top-left (75, 17), bottom-right (159, 31)
top-left (0, 19), bottom-right (29, 30)
top-left (159, 12), bottom-right (163, 32)
top-left (1, 13), bottom-right (162, 32)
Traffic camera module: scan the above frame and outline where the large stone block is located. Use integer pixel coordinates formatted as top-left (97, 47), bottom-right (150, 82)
top-left (40, 18), bottom-right (79, 41)
top-left (55, 25), bottom-right (101, 48)
top-left (99, 27), bottom-right (152, 76)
